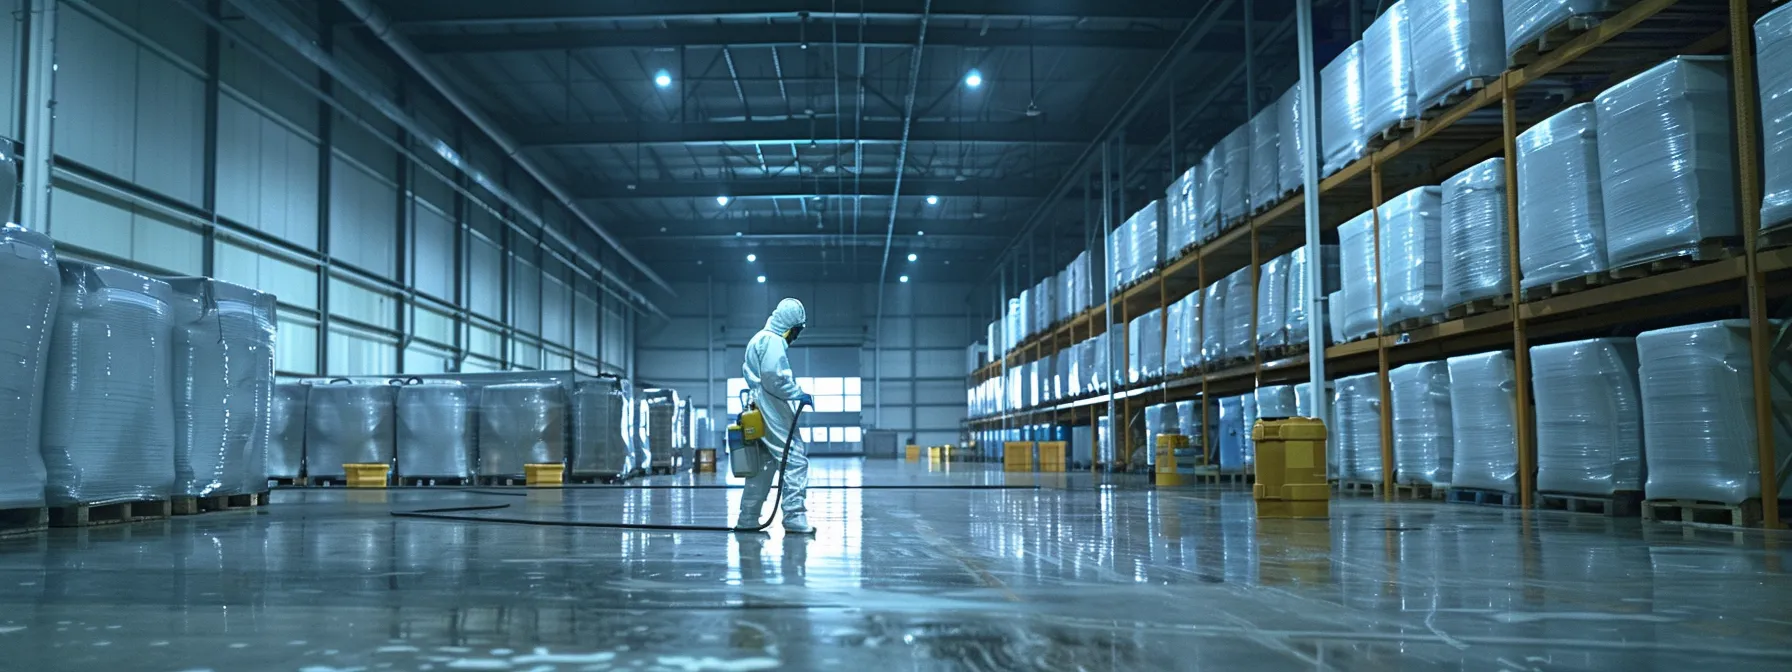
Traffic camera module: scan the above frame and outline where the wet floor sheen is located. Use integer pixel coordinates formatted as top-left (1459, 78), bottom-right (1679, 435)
top-left (2, 459), bottom-right (1791, 671)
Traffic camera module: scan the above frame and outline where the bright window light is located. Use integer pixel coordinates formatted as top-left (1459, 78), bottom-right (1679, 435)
top-left (964, 69), bottom-right (983, 88)
top-left (829, 427), bottom-right (846, 443)
top-left (799, 427), bottom-right (813, 442)
top-left (907, 253), bottom-right (917, 262)
top-left (756, 275), bottom-right (766, 283)
top-left (845, 427), bottom-right (862, 443)
top-left (716, 195), bottom-right (731, 206)
top-left (654, 70), bottom-right (673, 88)
top-left (925, 195), bottom-right (940, 206)
top-left (746, 253), bottom-right (757, 262)
top-left (899, 275), bottom-right (910, 283)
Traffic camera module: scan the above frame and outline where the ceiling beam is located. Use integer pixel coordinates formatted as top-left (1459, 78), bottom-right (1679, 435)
top-left (380, 0), bottom-right (1212, 26)
top-left (406, 23), bottom-right (1195, 53)
top-left (575, 176), bottom-right (1054, 199)
top-left (624, 216), bottom-right (990, 230)
top-left (632, 233), bottom-right (1007, 249)
top-left (518, 119), bottom-right (1096, 147)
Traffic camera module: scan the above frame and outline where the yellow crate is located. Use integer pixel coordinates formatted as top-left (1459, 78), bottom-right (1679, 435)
top-left (695, 449), bottom-right (717, 473)
top-left (1252, 418), bottom-right (1331, 519)
top-left (928, 445), bottom-right (952, 463)
top-left (344, 463), bottom-right (390, 489)
top-left (524, 463), bottom-right (565, 486)
top-left (1037, 441), bottom-right (1067, 473)
top-left (1003, 441), bottom-right (1035, 472)
top-left (905, 445), bottom-right (921, 462)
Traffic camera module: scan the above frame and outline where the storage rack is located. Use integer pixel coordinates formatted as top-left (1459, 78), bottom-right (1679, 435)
top-left (967, 0), bottom-right (1791, 528)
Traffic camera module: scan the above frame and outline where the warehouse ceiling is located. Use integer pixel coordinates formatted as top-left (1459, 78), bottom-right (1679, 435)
top-left (362, 0), bottom-right (1310, 285)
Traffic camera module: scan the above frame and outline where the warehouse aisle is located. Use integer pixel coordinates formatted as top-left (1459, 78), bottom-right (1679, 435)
top-left (1, 459), bottom-right (1790, 671)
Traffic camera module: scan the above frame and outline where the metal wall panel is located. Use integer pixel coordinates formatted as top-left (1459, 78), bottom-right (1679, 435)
top-left (412, 203), bottom-right (455, 301)
top-left (49, 185), bottom-right (203, 275)
top-left (469, 236), bottom-right (502, 318)
top-left (327, 325), bottom-right (398, 376)
top-left (328, 277), bottom-right (397, 331)
top-left (510, 257), bottom-right (541, 335)
top-left (411, 304), bottom-right (456, 345)
top-left (328, 159), bottom-right (398, 278)
top-left (575, 285), bottom-right (599, 353)
top-left (0, 0), bottom-right (20, 140)
top-left (213, 238), bottom-right (318, 310)
top-left (278, 317), bottom-right (319, 376)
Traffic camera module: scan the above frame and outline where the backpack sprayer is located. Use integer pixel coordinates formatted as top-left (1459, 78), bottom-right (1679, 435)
top-left (728, 389), bottom-right (772, 479)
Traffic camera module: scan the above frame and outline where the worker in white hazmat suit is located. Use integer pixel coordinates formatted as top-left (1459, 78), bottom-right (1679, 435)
top-left (737, 298), bottom-right (816, 534)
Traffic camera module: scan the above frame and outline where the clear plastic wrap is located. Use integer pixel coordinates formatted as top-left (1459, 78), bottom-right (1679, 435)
top-left (1335, 372), bottom-right (1384, 482)
top-left (1255, 385), bottom-right (1297, 419)
top-left (1176, 400), bottom-right (1202, 441)
top-left (1107, 322), bottom-right (1129, 388)
top-left (1276, 84), bottom-right (1306, 196)
top-left (1517, 102), bottom-right (1607, 288)
top-left (305, 381), bottom-right (397, 478)
top-left (41, 262), bottom-right (177, 505)
top-left (395, 380), bottom-right (474, 479)
top-left (1143, 402), bottom-right (1180, 468)
top-left (1221, 123), bottom-right (1253, 226)
top-left (1295, 381), bottom-right (1337, 475)
top-left (1164, 295), bottom-right (1189, 376)
top-left (1182, 290), bottom-right (1204, 372)
top-left (1327, 290), bottom-right (1348, 345)
top-left (1595, 57), bottom-right (1737, 268)
top-left (1166, 167), bottom-right (1199, 257)
top-left (1338, 210), bottom-right (1382, 339)
top-left (269, 383), bottom-right (308, 479)
top-left (1639, 320), bottom-right (1792, 504)
top-left (1107, 219), bottom-right (1132, 292)
top-left (1364, 1), bottom-right (1418, 137)
top-left (1132, 200), bottom-right (1162, 277)
top-left (1391, 361), bottom-right (1453, 486)
top-left (167, 278), bottom-right (275, 497)
top-left (1378, 185), bottom-right (1446, 326)
top-left (1240, 393), bottom-right (1258, 471)
top-left (1442, 157), bottom-right (1510, 307)
top-left (0, 225), bottom-right (57, 508)
top-left (1250, 105), bottom-right (1280, 211)
top-left (1446, 350), bottom-right (1520, 492)
top-left (1286, 244), bottom-right (1341, 348)
top-left (1322, 41), bottom-right (1368, 175)
top-left (1223, 268), bottom-right (1254, 360)
top-left (1256, 254), bottom-right (1289, 350)
top-left (481, 382), bottom-right (568, 475)
top-left (1505, 0), bottom-right (1615, 60)
top-left (1218, 395), bottom-right (1246, 473)
top-left (1091, 332), bottom-right (1110, 393)
top-left (1410, 0), bottom-right (1505, 109)
top-left (1198, 145), bottom-right (1224, 240)
top-left (1762, 5), bottom-right (1792, 229)
top-left (1532, 338), bottom-right (1643, 495)
top-left (1201, 281), bottom-right (1227, 363)
top-left (242, 291), bottom-right (276, 493)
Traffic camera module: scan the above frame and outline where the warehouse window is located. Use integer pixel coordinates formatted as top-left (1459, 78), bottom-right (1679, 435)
top-left (798, 426), bottom-right (863, 448)
top-left (727, 376), bottom-right (861, 415)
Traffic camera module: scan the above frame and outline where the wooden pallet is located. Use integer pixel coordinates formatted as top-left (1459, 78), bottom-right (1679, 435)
top-left (1642, 498), bottom-right (1763, 527)
top-left (1523, 270), bottom-right (1609, 301)
top-left (270, 476), bottom-right (305, 487)
top-left (1444, 294), bottom-right (1511, 320)
top-left (172, 491), bottom-right (268, 516)
top-left (1761, 224), bottom-right (1792, 251)
top-left (0, 507), bottom-right (49, 538)
top-left (1510, 14), bottom-right (1608, 67)
top-left (397, 476), bottom-right (473, 487)
top-left (1420, 78), bottom-right (1490, 119)
top-left (1607, 239), bottom-right (1741, 280)
top-left (1364, 119), bottom-right (1418, 153)
top-left (1338, 480), bottom-right (1383, 497)
top-left (1394, 482), bottom-right (1445, 501)
top-left (1390, 315), bottom-right (1444, 333)
top-left (567, 473), bottom-right (626, 485)
top-left (1539, 491), bottom-right (1643, 517)
top-left (1258, 344), bottom-right (1295, 362)
top-left (1445, 487), bottom-right (1521, 508)
top-left (49, 499), bottom-right (172, 528)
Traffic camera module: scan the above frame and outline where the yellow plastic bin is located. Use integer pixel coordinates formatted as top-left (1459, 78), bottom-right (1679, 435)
top-left (1155, 435), bottom-right (1190, 486)
top-left (344, 463), bottom-right (391, 488)
top-left (1250, 418), bottom-right (1330, 518)
top-left (525, 463), bottom-right (566, 486)
top-left (695, 449), bottom-right (718, 473)
top-left (905, 445), bottom-right (921, 462)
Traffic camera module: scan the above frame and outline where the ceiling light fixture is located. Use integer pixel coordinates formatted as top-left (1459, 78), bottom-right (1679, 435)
top-left (925, 195), bottom-right (940, 206)
top-left (917, 230), bottom-right (925, 236)
top-left (899, 275), bottom-right (910, 283)
top-left (964, 69), bottom-right (983, 89)
top-left (756, 275), bottom-right (766, 284)
top-left (907, 253), bottom-right (918, 262)
top-left (716, 195), bottom-right (731, 207)
top-left (653, 70), bottom-right (673, 88)
top-left (746, 253), bottom-right (757, 263)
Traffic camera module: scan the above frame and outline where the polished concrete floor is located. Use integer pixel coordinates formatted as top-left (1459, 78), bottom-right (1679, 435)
top-left (2, 459), bottom-right (1791, 671)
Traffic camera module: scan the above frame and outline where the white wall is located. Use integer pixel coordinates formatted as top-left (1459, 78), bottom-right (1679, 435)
top-left (636, 279), bottom-right (978, 450)
top-left (7, 0), bottom-right (635, 378)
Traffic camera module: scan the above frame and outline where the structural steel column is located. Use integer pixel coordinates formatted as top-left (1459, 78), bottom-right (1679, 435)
top-left (20, 0), bottom-right (58, 233)
top-left (1296, 0), bottom-right (1328, 438)
top-left (1501, 74), bottom-right (1535, 510)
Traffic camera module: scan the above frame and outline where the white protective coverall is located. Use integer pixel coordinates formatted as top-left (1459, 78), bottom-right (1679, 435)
top-left (739, 298), bottom-right (812, 531)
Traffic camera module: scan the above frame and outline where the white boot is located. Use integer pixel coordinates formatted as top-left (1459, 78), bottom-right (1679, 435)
top-left (735, 507), bottom-right (766, 531)
top-left (782, 513), bottom-right (816, 535)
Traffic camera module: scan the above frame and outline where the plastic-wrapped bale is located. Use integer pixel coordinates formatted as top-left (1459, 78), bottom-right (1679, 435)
top-left (1090, 333), bottom-right (1110, 393)
top-left (1409, 0), bottom-right (1504, 109)
top-left (1532, 338), bottom-right (1644, 495)
top-left (167, 278), bottom-right (276, 497)
top-left (1255, 385), bottom-right (1297, 420)
top-left (1198, 146), bottom-right (1224, 241)
top-left (1328, 290), bottom-right (1348, 345)
top-left (1221, 124), bottom-right (1253, 226)
top-left (1175, 400), bottom-right (1202, 442)
top-left (1107, 219), bottom-right (1132, 292)
top-left (1595, 57), bottom-right (1737, 269)
top-left (1240, 393), bottom-right (1259, 472)
top-left (1762, 5), bottom-right (1792, 229)
top-left (1182, 291), bottom-right (1204, 372)
top-left (1108, 324), bottom-right (1129, 390)
top-left (1639, 320), bottom-right (1792, 504)
top-left (1223, 268), bottom-right (1254, 360)
top-left (1364, 1), bottom-right (1418, 139)
top-left (1286, 244), bottom-right (1341, 348)
top-left (1276, 84), bottom-right (1307, 196)
top-left (1164, 296), bottom-right (1189, 377)
top-left (1201, 281), bottom-right (1227, 363)
top-left (1218, 396), bottom-right (1246, 474)
top-left (1166, 168), bottom-right (1198, 258)
top-left (1446, 351), bottom-right (1520, 492)
top-left (1250, 106), bottom-right (1280, 212)
top-left (481, 382), bottom-right (568, 476)
top-left (1442, 157), bottom-right (1510, 307)
top-left (1132, 200), bottom-right (1162, 278)
top-left (1505, 0), bottom-right (1615, 61)
top-left (41, 262), bottom-right (177, 506)
top-left (1378, 185), bottom-right (1446, 326)
top-left (394, 381), bottom-right (474, 480)
top-left (1322, 41), bottom-right (1368, 176)
top-left (1338, 210), bottom-right (1382, 340)
top-left (1255, 254), bottom-right (1288, 351)
top-left (1517, 103), bottom-right (1607, 288)
top-left (305, 381), bottom-right (397, 479)
top-left (1335, 372), bottom-right (1384, 483)
top-left (1391, 361), bottom-right (1453, 486)
top-left (0, 225), bottom-right (57, 509)
top-left (268, 383), bottom-right (307, 479)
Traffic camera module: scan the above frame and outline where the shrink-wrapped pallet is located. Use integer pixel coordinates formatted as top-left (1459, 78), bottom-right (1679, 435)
top-left (1532, 339), bottom-right (1644, 495)
top-left (1177, 291), bottom-right (1204, 372)
top-left (1201, 281), bottom-right (1227, 363)
top-left (1410, 0), bottom-right (1504, 109)
top-left (1338, 210), bottom-right (1382, 340)
top-left (1223, 268), bottom-right (1254, 360)
top-left (1255, 385), bottom-right (1297, 420)
top-left (42, 262), bottom-right (177, 505)
top-left (1364, 1), bottom-right (1418, 139)
top-left (1250, 105), bottom-right (1280, 211)
top-left (1199, 146), bottom-right (1224, 241)
top-left (1091, 332), bottom-right (1110, 393)
top-left (1442, 157), bottom-right (1510, 307)
top-left (1328, 290), bottom-right (1348, 345)
top-left (1218, 395), bottom-right (1246, 474)
top-left (1176, 400), bottom-right (1203, 442)
top-left (1446, 350), bottom-right (1520, 492)
top-left (1165, 295), bottom-right (1190, 376)
top-left (1107, 220), bottom-right (1132, 292)
top-left (305, 381), bottom-right (397, 479)
top-left (1144, 403), bottom-right (1180, 468)
top-left (1335, 372), bottom-right (1384, 483)
top-left (1378, 185), bottom-right (1446, 326)
top-left (1595, 57), bottom-right (1737, 269)
top-left (1221, 125), bottom-right (1253, 226)
top-left (0, 225), bottom-right (56, 509)
top-left (1639, 320), bottom-right (1792, 504)
top-left (1762, 6), bottom-right (1792, 229)
top-left (480, 382), bottom-right (567, 476)
top-left (395, 380), bottom-right (474, 479)
top-left (1505, 0), bottom-right (1615, 61)
top-left (269, 383), bottom-right (308, 479)
top-left (1166, 167), bottom-right (1199, 258)
top-left (1322, 42), bottom-right (1368, 175)
top-left (1276, 84), bottom-right (1307, 196)
top-left (1132, 200), bottom-right (1163, 277)
top-left (1286, 244), bottom-right (1341, 347)
top-left (1240, 393), bottom-right (1259, 471)
top-left (1109, 322), bottom-right (1130, 389)
top-left (1391, 361), bottom-right (1453, 486)
top-left (1257, 254), bottom-right (1289, 350)
top-left (167, 278), bottom-right (276, 496)
top-left (1517, 103), bottom-right (1607, 287)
